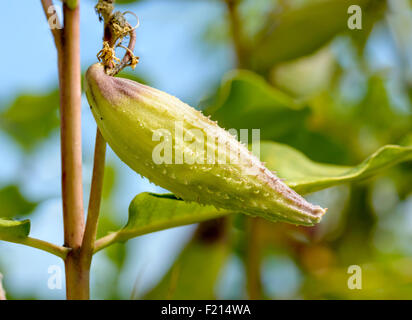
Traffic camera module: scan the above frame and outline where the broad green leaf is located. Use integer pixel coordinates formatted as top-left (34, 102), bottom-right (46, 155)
top-left (144, 220), bottom-right (229, 299)
top-left (251, 0), bottom-right (382, 70)
top-left (0, 90), bottom-right (60, 151)
top-left (204, 69), bottom-right (349, 163)
top-left (144, 240), bottom-right (228, 299)
top-left (94, 193), bottom-right (229, 252)
top-left (204, 70), bottom-right (310, 141)
top-left (95, 143), bottom-right (412, 250)
top-left (261, 142), bottom-right (412, 194)
top-left (0, 185), bottom-right (37, 219)
top-left (124, 194), bottom-right (228, 237)
top-left (0, 218), bottom-right (30, 241)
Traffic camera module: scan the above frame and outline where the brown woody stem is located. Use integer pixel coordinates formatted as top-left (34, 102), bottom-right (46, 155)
top-left (59, 2), bottom-right (86, 300)
top-left (41, 0), bottom-right (138, 299)
top-left (41, 0), bottom-right (86, 300)
top-left (41, 0), bottom-right (63, 53)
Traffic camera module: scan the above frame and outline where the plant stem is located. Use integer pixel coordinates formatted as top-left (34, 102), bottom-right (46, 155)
top-left (41, 0), bottom-right (85, 300)
top-left (59, 2), bottom-right (86, 300)
top-left (225, 0), bottom-right (247, 68)
top-left (75, 0), bottom-right (138, 298)
top-left (0, 237), bottom-right (70, 259)
top-left (78, 129), bottom-right (107, 298)
top-left (41, 0), bottom-right (62, 53)
top-left (85, 0), bottom-right (139, 259)
top-left (94, 232), bottom-right (119, 254)
top-left (245, 218), bottom-right (262, 299)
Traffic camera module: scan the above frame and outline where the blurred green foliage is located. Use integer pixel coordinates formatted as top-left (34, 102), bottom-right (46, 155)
top-left (0, 90), bottom-right (59, 151)
top-left (145, 218), bottom-right (230, 299)
top-left (92, 141), bottom-right (412, 252)
top-left (204, 70), bottom-right (310, 141)
top-left (135, 0), bottom-right (412, 300)
top-left (0, 185), bottom-right (37, 219)
top-left (251, 0), bottom-right (385, 70)
top-left (1, 0), bottom-right (412, 300)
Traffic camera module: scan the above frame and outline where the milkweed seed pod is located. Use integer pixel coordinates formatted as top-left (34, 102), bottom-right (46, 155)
top-left (85, 63), bottom-right (326, 225)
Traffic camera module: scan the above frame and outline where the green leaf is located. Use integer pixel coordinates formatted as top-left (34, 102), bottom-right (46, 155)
top-left (144, 240), bottom-right (228, 299)
top-left (204, 70), bottom-right (310, 141)
top-left (251, 0), bottom-right (381, 70)
top-left (124, 194), bottom-right (228, 235)
top-left (0, 185), bottom-right (37, 219)
top-left (95, 143), bottom-right (412, 250)
top-left (204, 69), bottom-right (350, 164)
top-left (94, 193), bottom-right (230, 252)
top-left (261, 142), bottom-right (412, 194)
top-left (122, 193), bottom-right (228, 240)
top-left (144, 220), bottom-right (229, 299)
top-left (0, 90), bottom-right (60, 151)
top-left (0, 218), bottom-right (30, 241)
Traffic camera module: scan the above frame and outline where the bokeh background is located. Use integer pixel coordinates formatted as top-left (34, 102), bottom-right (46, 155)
top-left (1, 0), bottom-right (412, 299)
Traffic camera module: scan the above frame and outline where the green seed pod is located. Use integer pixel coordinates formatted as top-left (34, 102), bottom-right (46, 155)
top-left (85, 63), bottom-right (326, 225)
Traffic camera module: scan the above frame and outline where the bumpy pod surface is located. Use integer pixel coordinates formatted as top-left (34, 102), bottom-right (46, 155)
top-left (85, 63), bottom-right (326, 225)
